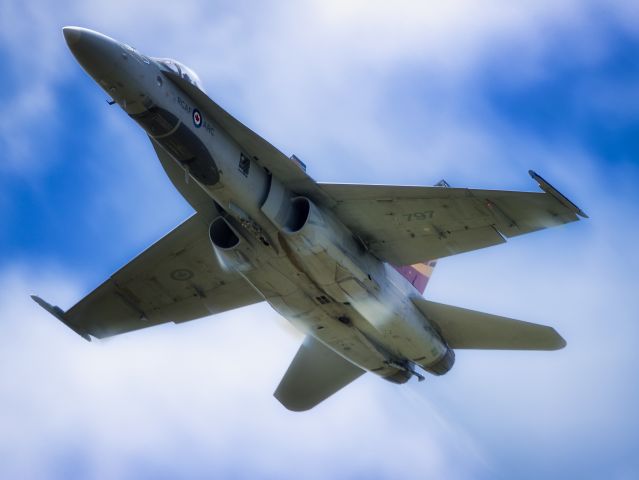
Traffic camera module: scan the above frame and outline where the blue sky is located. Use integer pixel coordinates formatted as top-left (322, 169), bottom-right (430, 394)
top-left (1, 1), bottom-right (639, 479)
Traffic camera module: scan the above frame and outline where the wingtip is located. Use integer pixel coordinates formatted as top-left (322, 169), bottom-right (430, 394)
top-left (273, 389), bottom-right (314, 412)
top-left (553, 334), bottom-right (568, 350)
top-left (555, 335), bottom-right (567, 350)
top-left (547, 327), bottom-right (567, 350)
top-left (31, 294), bottom-right (92, 342)
top-left (31, 294), bottom-right (58, 314)
top-left (528, 169), bottom-right (588, 219)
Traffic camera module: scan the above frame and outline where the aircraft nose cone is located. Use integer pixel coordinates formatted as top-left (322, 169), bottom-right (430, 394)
top-left (62, 26), bottom-right (82, 47)
top-left (63, 26), bottom-right (120, 82)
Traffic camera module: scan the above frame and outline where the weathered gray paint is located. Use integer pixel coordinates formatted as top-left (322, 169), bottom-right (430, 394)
top-left (33, 27), bottom-right (577, 411)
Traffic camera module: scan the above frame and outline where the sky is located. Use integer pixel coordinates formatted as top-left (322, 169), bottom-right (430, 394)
top-left (1, 0), bottom-right (639, 478)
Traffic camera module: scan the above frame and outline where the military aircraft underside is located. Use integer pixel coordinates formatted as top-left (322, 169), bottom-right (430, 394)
top-left (33, 27), bottom-right (586, 411)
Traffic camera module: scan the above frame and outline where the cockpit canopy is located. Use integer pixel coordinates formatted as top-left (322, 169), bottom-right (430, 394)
top-left (155, 58), bottom-right (204, 92)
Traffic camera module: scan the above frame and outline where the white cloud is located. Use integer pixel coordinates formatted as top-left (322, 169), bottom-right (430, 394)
top-left (3, 0), bottom-right (639, 477)
top-left (3, 0), bottom-right (635, 180)
top-left (0, 0), bottom-right (75, 173)
top-left (424, 157), bottom-right (639, 475)
top-left (0, 265), bottom-right (488, 479)
top-left (3, 154), bottom-right (638, 478)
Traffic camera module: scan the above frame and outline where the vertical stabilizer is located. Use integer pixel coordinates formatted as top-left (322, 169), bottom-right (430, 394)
top-left (393, 260), bottom-right (437, 294)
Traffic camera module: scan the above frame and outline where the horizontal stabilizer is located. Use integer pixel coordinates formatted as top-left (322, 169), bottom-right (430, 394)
top-left (413, 298), bottom-right (566, 350)
top-left (275, 336), bottom-right (365, 411)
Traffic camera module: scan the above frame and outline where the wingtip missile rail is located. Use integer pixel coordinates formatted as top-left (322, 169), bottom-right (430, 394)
top-left (529, 170), bottom-right (589, 219)
top-left (31, 295), bottom-right (92, 341)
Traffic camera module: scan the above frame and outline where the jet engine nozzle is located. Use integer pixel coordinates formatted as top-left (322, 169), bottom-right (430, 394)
top-left (423, 347), bottom-right (455, 376)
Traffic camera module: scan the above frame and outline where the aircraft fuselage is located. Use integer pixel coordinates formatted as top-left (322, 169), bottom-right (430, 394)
top-left (63, 27), bottom-right (454, 383)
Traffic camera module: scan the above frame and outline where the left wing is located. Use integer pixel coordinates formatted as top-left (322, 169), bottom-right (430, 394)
top-left (33, 212), bottom-right (263, 340)
top-left (319, 171), bottom-right (586, 266)
top-left (274, 336), bottom-right (365, 411)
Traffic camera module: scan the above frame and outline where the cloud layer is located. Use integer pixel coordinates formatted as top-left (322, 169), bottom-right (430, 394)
top-left (1, 267), bottom-right (488, 479)
top-left (2, 0), bottom-right (639, 478)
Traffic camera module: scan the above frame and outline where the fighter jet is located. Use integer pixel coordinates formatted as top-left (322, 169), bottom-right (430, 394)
top-left (33, 27), bottom-right (587, 411)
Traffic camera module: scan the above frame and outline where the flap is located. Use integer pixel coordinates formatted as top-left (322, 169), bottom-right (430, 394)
top-left (274, 336), bottom-right (365, 411)
top-left (319, 179), bottom-right (581, 265)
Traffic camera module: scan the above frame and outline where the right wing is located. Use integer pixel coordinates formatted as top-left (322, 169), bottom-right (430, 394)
top-left (274, 336), bottom-right (365, 411)
top-left (319, 171), bottom-right (586, 266)
top-left (33, 212), bottom-right (263, 339)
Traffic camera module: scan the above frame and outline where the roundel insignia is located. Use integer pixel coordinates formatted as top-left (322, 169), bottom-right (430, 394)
top-left (192, 109), bottom-right (202, 128)
top-left (170, 268), bottom-right (194, 281)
